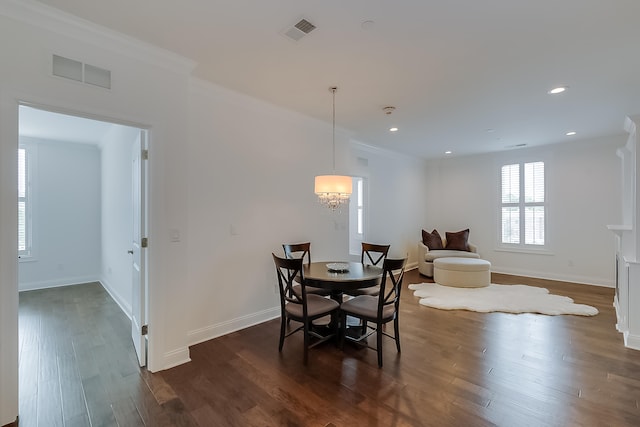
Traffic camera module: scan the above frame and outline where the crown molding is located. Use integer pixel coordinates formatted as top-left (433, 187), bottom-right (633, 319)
top-left (0, 0), bottom-right (197, 75)
top-left (351, 139), bottom-right (426, 163)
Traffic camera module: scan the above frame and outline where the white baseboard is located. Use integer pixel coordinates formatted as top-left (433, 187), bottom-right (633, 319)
top-left (406, 261), bottom-right (418, 271)
top-left (623, 331), bottom-right (640, 351)
top-left (162, 347), bottom-right (191, 370)
top-left (99, 277), bottom-right (132, 320)
top-left (491, 266), bottom-right (614, 288)
top-left (18, 275), bottom-right (101, 292)
top-left (188, 306), bottom-right (281, 347)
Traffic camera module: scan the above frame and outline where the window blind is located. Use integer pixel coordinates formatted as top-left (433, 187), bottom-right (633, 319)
top-left (501, 161), bottom-right (545, 247)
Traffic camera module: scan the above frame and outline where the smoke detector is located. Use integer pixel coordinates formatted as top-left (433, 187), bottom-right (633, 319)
top-left (383, 106), bottom-right (396, 115)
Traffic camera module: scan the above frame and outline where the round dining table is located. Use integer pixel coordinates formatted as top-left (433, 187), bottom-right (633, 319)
top-left (303, 261), bottom-right (383, 302)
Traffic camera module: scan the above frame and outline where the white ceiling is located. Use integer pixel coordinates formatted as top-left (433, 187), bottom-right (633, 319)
top-left (31, 0), bottom-right (640, 159)
top-left (19, 105), bottom-right (115, 145)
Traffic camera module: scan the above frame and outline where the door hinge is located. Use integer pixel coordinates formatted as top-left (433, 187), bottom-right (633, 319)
top-left (141, 237), bottom-right (148, 248)
top-left (142, 149), bottom-right (149, 160)
top-left (141, 324), bottom-right (148, 335)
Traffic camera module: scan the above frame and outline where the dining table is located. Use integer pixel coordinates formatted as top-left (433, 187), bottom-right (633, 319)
top-left (302, 261), bottom-right (383, 339)
top-left (303, 261), bottom-right (383, 303)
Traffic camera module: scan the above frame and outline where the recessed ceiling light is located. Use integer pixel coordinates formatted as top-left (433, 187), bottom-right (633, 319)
top-left (389, 127), bottom-right (398, 132)
top-left (548, 86), bottom-right (568, 94)
top-left (566, 131), bottom-right (577, 136)
top-left (445, 150), bottom-right (452, 154)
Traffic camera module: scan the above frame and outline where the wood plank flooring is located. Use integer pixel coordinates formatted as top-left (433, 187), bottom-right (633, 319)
top-left (18, 272), bottom-right (640, 426)
top-left (18, 282), bottom-right (197, 427)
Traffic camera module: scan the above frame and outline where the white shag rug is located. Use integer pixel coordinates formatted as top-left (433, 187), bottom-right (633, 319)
top-left (407, 283), bottom-right (598, 316)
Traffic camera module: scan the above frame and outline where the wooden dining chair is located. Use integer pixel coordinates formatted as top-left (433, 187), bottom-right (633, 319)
top-left (345, 242), bottom-right (391, 297)
top-left (339, 257), bottom-right (407, 367)
top-left (282, 242), bottom-right (330, 297)
top-left (272, 253), bottom-right (340, 364)
top-left (282, 242), bottom-right (311, 266)
top-left (361, 242), bottom-right (391, 266)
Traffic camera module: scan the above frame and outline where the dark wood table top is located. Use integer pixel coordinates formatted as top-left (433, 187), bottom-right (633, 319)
top-left (303, 261), bottom-right (382, 293)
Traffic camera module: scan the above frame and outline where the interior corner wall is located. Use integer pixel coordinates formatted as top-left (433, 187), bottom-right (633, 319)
top-left (184, 79), bottom-right (352, 345)
top-left (351, 142), bottom-right (429, 266)
top-left (424, 158), bottom-right (444, 227)
top-left (18, 137), bottom-right (101, 291)
top-left (430, 136), bottom-right (624, 286)
top-left (100, 125), bottom-right (139, 316)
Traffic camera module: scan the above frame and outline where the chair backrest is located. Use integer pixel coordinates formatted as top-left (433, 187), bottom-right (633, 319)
top-left (272, 253), bottom-right (306, 310)
top-left (283, 242), bottom-right (311, 266)
top-left (361, 242), bottom-right (391, 266)
top-left (378, 257), bottom-right (407, 319)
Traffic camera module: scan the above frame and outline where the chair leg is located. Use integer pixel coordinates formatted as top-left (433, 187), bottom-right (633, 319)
top-left (377, 322), bottom-right (383, 368)
top-left (394, 318), bottom-right (401, 353)
top-left (279, 315), bottom-right (286, 352)
top-left (330, 310), bottom-right (338, 345)
top-left (339, 312), bottom-right (346, 350)
top-left (303, 321), bottom-right (309, 365)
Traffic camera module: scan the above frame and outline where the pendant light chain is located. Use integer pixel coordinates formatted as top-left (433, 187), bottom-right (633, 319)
top-left (332, 86), bottom-right (337, 172)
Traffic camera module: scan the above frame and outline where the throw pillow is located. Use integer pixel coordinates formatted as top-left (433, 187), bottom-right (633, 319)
top-left (422, 229), bottom-right (444, 250)
top-left (445, 229), bottom-right (470, 251)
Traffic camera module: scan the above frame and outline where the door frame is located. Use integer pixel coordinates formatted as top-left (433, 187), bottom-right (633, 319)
top-left (16, 100), bottom-right (152, 362)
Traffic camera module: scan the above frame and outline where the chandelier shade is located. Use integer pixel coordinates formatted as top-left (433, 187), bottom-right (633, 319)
top-left (314, 87), bottom-right (352, 211)
top-left (315, 175), bottom-right (352, 210)
top-left (314, 175), bottom-right (353, 194)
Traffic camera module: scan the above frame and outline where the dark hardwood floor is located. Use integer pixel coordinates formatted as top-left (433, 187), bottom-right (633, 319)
top-left (18, 271), bottom-right (640, 426)
top-left (18, 282), bottom-right (191, 427)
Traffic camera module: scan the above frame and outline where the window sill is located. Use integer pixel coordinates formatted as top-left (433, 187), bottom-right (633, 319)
top-left (494, 247), bottom-right (554, 256)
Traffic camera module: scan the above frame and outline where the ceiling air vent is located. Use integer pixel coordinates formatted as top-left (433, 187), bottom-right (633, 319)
top-left (283, 18), bottom-right (316, 41)
top-left (52, 54), bottom-right (111, 89)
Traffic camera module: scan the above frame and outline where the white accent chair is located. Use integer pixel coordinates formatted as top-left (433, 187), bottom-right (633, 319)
top-left (418, 240), bottom-right (480, 277)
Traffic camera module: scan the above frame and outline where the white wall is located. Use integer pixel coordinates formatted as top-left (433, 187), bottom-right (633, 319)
top-left (19, 123), bottom-right (138, 313)
top-left (100, 125), bottom-right (139, 315)
top-left (351, 142), bottom-right (429, 265)
top-left (1, 2), bottom-right (195, 422)
top-left (18, 137), bottom-right (101, 290)
top-left (185, 79), bottom-right (354, 344)
top-left (424, 136), bottom-right (624, 286)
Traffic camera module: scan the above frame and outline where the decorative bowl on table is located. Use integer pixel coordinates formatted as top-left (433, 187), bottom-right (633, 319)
top-left (326, 262), bottom-right (350, 273)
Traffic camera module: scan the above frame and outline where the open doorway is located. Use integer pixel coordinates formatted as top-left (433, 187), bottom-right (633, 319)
top-left (17, 104), bottom-right (149, 424)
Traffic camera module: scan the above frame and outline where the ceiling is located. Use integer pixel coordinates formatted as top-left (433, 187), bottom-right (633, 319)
top-left (30, 0), bottom-right (640, 159)
top-left (19, 105), bottom-right (116, 145)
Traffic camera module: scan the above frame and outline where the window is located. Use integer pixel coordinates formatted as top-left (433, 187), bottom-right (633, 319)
top-left (500, 161), bottom-right (545, 247)
top-left (349, 176), bottom-right (366, 255)
top-left (18, 146), bottom-right (32, 258)
top-left (356, 178), bottom-right (364, 236)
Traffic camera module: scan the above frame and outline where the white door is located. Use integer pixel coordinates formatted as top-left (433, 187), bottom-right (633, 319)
top-left (131, 130), bottom-right (147, 367)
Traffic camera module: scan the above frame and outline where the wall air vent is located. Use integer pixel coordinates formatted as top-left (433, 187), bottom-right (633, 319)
top-left (52, 54), bottom-right (111, 89)
top-left (283, 18), bottom-right (316, 41)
